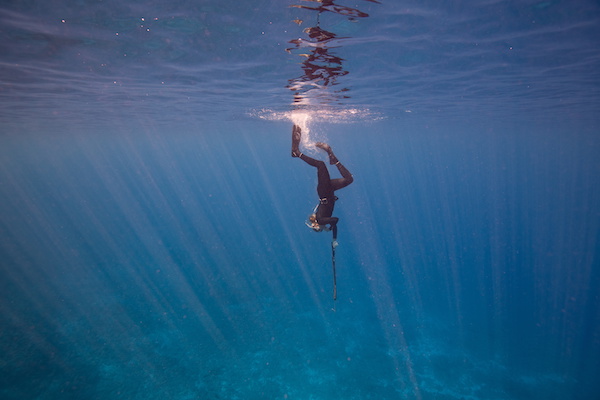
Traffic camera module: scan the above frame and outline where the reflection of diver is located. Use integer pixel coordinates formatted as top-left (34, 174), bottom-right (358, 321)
top-left (290, 0), bottom-right (374, 19)
top-left (291, 124), bottom-right (353, 244)
top-left (286, 26), bottom-right (349, 105)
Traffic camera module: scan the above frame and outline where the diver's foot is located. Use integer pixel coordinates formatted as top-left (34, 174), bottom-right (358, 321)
top-left (316, 142), bottom-right (339, 165)
top-left (315, 142), bottom-right (332, 153)
top-left (291, 125), bottom-right (302, 158)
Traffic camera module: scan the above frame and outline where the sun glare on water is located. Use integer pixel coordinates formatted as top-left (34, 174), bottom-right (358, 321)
top-left (250, 108), bottom-right (383, 148)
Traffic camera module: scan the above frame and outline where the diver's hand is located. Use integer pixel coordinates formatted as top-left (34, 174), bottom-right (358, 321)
top-left (332, 240), bottom-right (339, 248)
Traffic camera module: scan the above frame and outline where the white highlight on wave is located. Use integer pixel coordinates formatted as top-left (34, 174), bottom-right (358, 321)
top-left (250, 108), bottom-right (384, 148)
top-left (251, 107), bottom-right (383, 124)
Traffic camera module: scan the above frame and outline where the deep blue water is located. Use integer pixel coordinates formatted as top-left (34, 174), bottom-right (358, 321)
top-left (1, 1), bottom-right (600, 399)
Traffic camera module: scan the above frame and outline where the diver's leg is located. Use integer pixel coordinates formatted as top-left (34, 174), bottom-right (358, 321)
top-left (314, 142), bottom-right (353, 190)
top-left (299, 153), bottom-right (332, 197)
top-left (327, 148), bottom-right (354, 191)
top-left (300, 154), bottom-right (330, 181)
top-left (331, 161), bottom-right (354, 191)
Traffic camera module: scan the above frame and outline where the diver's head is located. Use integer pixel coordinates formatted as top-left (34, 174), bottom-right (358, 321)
top-left (305, 213), bottom-right (323, 232)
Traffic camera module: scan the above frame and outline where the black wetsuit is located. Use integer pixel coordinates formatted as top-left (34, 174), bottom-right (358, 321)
top-left (300, 153), bottom-right (353, 239)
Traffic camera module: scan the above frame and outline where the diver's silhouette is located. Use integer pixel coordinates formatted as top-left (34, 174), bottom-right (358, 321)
top-left (291, 124), bottom-right (353, 243)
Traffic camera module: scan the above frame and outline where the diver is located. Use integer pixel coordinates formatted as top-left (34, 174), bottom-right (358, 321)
top-left (291, 124), bottom-right (354, 245)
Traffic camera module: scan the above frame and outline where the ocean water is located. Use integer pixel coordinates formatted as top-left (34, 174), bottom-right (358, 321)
top-left (1, 1), bottom-right (599, 399)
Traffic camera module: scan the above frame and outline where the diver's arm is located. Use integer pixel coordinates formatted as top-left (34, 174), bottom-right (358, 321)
top-left (317, 216), bottom-right (338, 228)
top-left (330, 221), bottom-right (339, 248)
top-left (318, 216), bottom-right (339, 242)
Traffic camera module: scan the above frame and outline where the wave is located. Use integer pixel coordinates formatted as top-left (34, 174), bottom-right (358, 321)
top-left (250, 107), bottom-right (384, 123)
